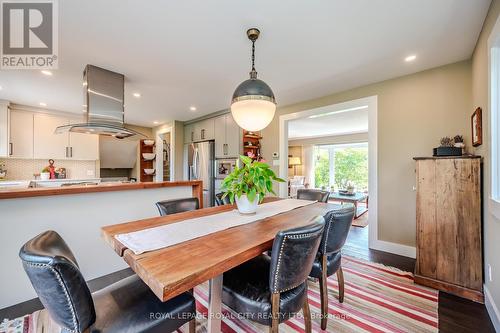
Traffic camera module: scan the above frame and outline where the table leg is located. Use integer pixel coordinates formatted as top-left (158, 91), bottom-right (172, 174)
top-left (208, 274), bottom-right (223, 333)
top-left (354, 201), bottom-right (359, 219)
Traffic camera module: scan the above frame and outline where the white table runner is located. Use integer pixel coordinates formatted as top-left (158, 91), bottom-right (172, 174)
top-left (116, 199), bottom-right (317, 255)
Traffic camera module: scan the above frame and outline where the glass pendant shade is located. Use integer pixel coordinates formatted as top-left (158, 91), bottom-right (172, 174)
top-left (231, 78), bottom-right (276, 131)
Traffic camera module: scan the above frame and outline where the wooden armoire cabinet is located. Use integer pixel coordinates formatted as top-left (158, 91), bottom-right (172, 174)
top-left (414, 156), bottom-right (483, 302)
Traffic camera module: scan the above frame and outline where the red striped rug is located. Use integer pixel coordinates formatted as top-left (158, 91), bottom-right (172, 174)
top-left (182, 256), bottom-right (438, 333)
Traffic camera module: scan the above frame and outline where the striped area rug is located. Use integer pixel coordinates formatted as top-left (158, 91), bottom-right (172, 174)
top-left (185, 256), bottom-right (438, 333)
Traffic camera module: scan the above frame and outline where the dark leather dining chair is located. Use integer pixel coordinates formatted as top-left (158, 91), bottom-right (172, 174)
top-left (19, 230), bottom-right (196, 333)
top-left (222, 216), bottom-right (325, 333)
top-left (297, 189), bottom-right (330, 203)
top-left (156, 197), bottom-right (199, 216)
top-left (309, 205), bottom-right (355, 329)
top-left (215, 192), bottom-right (231, 206)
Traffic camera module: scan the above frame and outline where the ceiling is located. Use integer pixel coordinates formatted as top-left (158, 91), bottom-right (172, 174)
top-left (288, 106), bottom-right (368, 139)
top-left (0, 0), bottom-right (491, 127)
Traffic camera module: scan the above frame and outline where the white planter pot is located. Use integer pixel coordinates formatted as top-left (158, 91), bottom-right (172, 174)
top-left (40, 172), bottom-right (50, 180)
top-left (235, 194), bottom-right (259, 215)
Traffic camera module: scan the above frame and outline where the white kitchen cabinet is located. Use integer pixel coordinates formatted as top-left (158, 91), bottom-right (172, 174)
top-left (68, 118), bottom-right (99, 160)
top-left (214, 115), bottom-right (226, 158)
top-left (198, 118), bottom-right (214, 141)
top-left (0, 101), bottom-right (8, 157)
top-left (9, 110), bottom-right (34, 158)
top-left (214, 113), bottom-right (241, 158)
top-left (225, 114), bottom-right (241, 157)
top-left (34, 113), bottom-right (69, 159)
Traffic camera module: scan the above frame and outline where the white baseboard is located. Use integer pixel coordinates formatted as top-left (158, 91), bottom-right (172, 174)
top-left (369, 239), bottom-right (416, 259)
top-left (484, 285), bottom-right (500, 332)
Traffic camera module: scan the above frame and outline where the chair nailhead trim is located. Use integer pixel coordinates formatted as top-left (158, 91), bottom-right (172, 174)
top-left (273, 230), bottom-right (322, 293)
top-left (24, 262), bottom-right (79, 333)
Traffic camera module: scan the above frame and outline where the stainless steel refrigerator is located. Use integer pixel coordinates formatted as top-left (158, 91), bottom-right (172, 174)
top-left (188, 141), bottom-right (215, 207)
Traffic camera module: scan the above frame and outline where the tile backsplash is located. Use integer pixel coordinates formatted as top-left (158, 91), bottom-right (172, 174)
top-left (0, 159), bottom-right (99, 180)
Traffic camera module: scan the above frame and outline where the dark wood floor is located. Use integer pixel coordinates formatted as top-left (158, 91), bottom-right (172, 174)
top-left (344, 226), bottom-right (495, 333)
top-left (1, 225), bottom-right (495, 332)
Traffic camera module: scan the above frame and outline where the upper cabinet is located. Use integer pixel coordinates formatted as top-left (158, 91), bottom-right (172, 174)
top-left (0, 102), bottom-right (9, 157)
top-left (214, 113), bottom-right (241, 158)
top-left (184, 123), bottom-right (194, 143)
top-left (4, 110), bottom-right (99, 160)
top-left (184, 118), bottom-right (215, 143)
top-left (9, 110), bottom-right (34, 158)
top-left (34, 113), bottom-right (68, 159)
top-left (68, 118), bottom-right (99, 160)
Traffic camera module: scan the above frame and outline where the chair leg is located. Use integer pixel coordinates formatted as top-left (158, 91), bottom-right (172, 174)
top-left (302, 284), bottom-right (312, 333)
top-left (337, 266), bottom-right (345, 303)
top-left (270, 293), bottom-right (280, 333)
top-left (188, 318), bottom-right (196, 333)
top-left (319, 255), bottom-right (328, 330)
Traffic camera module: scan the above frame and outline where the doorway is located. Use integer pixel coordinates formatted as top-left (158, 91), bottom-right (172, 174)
top-left (279, 95), bottom-right (377, 249)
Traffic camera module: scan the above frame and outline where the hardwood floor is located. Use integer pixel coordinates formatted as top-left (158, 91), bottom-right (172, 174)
top-left (1, 225), bottom-right (495, 333)
top-left (344, 226), bottom-right (495, 333)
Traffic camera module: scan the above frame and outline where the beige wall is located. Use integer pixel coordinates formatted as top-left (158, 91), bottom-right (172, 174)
top-left (262, 60), bottom-right (472, 247)
top-left (471, 0), bottom-right (500, 317)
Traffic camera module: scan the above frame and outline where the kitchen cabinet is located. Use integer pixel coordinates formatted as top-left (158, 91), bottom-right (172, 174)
top-left (33, 114), bottom-right (99, 160)
top-left (185, 118), bottom-right (215, 143)
top-left (0, 101), bottom-right (8, 157)
top-left (9, 110), bottom-right (34, 158)
top-left (68, 118), bottom-right (99, 160)
top-left (214, 114), bottom-right (241, 158)
top-left (34, 113), bottom-right (68, 159)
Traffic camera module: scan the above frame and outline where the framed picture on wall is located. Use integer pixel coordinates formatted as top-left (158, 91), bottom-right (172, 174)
top-left (471, 107), bottom-right (482, 147)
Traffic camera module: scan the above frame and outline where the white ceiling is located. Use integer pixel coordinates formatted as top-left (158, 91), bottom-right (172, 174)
top-left (288, 106), bottom-right (368, 139)
top-left (0, 0), bottom-right (491, 127)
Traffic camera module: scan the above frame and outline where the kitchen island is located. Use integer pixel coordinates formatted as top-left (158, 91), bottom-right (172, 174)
top-left (0, 180), bottom-right (202, 309)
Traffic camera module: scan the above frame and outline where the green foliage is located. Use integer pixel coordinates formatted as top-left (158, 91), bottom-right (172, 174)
top-left (221, 155), bottom-right (285, 204)
top-left (315, 147), bottom-right (368, 191)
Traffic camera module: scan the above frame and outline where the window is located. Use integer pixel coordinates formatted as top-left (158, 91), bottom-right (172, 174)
top-left (313, 143), bottom-right (368, 191)
top-left (489, 19), bottom-right (500, 219)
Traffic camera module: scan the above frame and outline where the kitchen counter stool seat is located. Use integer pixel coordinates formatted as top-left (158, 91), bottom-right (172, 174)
top-left (19, 230), bottom-right (196, 333)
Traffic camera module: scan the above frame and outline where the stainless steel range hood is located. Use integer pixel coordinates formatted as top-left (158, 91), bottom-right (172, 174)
top-left (55, 65), bottom-right (143, 139)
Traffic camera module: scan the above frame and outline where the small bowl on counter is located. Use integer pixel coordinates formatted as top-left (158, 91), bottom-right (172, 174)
top-left (143, 140), bottom-right (155, 146)
top-left (144, 168), bottom-right (155, 175)
top-left (142, 153), bottom-right (156, 160)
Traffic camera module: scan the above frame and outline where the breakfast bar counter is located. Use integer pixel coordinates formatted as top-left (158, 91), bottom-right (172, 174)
top-left (0, 180), bottom-right (203, 202)
top-left (0, 180), bottom-right (203, 309)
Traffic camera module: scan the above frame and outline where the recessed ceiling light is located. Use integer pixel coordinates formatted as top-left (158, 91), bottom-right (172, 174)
top-left (133, 92), bottom-right (141, 98)
top-left (153, 121), bottom-right (159, 125)
top-left (39, 102), bottom-right (47, 107)
top-left (405, 55), bottom-right (417, 62)
top-left (0, 86), bottom-right (2, 90)
top-left (189, 106), bottom-right (197, 111)
top-left (41, 70), bottom-right (52, 76)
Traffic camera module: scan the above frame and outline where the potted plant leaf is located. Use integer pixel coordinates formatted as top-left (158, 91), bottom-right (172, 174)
top-left (221, 155), bottom-right (285, 214)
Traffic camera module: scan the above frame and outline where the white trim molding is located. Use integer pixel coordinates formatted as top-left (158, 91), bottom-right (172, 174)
top-left (485, 285), bottom-right (500, 332)
top-left (370, 239), bottom-right (416, 258)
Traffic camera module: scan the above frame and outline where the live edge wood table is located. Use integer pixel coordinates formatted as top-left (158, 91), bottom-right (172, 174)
top-left (101, 199), bottom-right (339, 333)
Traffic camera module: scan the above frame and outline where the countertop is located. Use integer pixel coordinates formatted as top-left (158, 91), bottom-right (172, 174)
top-left (0, 180), bottom-right (203, 200)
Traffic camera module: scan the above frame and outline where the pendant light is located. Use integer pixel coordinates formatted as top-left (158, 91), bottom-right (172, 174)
top-left (230, 28), bottom-right (276, 131)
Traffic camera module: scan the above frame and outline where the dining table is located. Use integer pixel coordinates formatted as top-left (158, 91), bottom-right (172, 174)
top-left (101, 198), bottom-right (341, 333)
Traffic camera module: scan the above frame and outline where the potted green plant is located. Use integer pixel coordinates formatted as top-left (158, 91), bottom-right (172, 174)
top-left (40, 167), bottom-right (50, 180)
top-left (221, 155), bottom-right (285, 214)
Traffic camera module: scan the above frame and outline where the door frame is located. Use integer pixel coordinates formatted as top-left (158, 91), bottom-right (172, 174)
top-left (155, 126), bottom-right (174, 182)
top-left (278, 95), bottom-right (378, 250)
